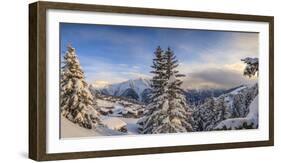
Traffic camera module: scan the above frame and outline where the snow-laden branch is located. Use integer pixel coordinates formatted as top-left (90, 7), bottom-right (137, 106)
top-left (241, 57), bottom-right (259, 78)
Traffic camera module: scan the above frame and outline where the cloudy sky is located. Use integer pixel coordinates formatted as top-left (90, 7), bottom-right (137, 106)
top-left (60, 23), bottom-right (258, 89)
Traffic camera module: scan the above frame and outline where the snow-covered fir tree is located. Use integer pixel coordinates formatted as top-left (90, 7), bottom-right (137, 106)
top-left (138, 46), bottom-right (167, 133)
top-left (164, 48), bottom-right (193, 132)
top-left (140, 47), bottom-right (192, 134)
top-left (149, 46), bottom-right (167, 101)
top-left (192, 98), bottom-right (215, 131)
top-left (214, 97), bottom-right (226, 124)
top-left (61, 45), bottom-right (101, 129)
top-left (241, 57), bottom-right (259, 117)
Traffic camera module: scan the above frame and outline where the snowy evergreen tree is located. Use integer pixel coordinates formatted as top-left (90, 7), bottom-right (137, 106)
top-left (61, 45), bottom-right (101, 129)
top-left (140, 47), bottom-right (192, 134)
top-left (192, 98), bottom-right (215, 131)
top-left (241, 57), bottom-right (259, 114)
top-left (192, 97), bottom-right (227, 131)
top-left (241, 57), bottom-right (259, 78)
top-left (150, 46), bottom-right (167, 101)
top-left (138, 46), bottom-right (167, 133)
top-left (163, 48), bottom-right (193, 132)
top-left (214, 97), bottom-right (226, 124)
top-left (232, 94), bottom-right (248, 118)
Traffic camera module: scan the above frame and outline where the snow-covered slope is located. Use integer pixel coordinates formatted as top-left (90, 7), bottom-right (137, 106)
top-left (60, 116), bottom-right (124, 138)
top-left (214, 95), bottom-right (258, 130)
top-left (220, 84), bottom-right (258, 119)
top-left (192, 84), bottom-right (258, 131)
top-left (94, 78), bottom-right (151, 102)
top-left (184, 85), bottom-right (244, 106)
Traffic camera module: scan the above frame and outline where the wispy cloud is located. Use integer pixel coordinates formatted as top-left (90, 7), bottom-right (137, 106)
top-left (177, 32), bottom-right (258, 89)
top-left (61, 23), bottom-right (259, 89)
top-left (182, 67), bottom-right (257, 89)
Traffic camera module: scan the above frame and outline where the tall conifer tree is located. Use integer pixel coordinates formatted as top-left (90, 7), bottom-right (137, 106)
top-left (140, 47), bottom-right (193, 134)
top-left (61, 45), bottom-right (101, 129)
top-left (138, 46), bottom-right (168, 133)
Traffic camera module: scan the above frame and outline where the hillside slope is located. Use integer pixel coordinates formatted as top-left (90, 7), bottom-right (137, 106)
top-left (61, 116), bottom-right (123, 138)
top-left (214, 95), bottom-right (258, 130)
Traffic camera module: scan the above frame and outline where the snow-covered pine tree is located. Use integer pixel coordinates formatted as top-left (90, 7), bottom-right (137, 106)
top-left (138, 46), bottom-right (167, 133)
top-left (162, 47), bottom-right (193, 132)
top-left (192, 98), bottom-right (216, 131)
top-left (140, 47), bottom-right (193, 134)
top-left (150, 46), bottom-right (167, 101)
top-left (239, 57), bottom-right (259, 117)
top-left (61, 45), bottom-right (101, 129)
top-left (192, 97), bottom-right (226, 131)
top-left (214, 97), bottom-right (226, 124)
top-left (241, 57), bottom-right (259, 111)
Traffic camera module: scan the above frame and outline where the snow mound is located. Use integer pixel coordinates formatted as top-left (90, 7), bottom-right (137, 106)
top-left (102, 117), bottom-right (127, 131)
top-left (214, 95), bottom-right (258, 130)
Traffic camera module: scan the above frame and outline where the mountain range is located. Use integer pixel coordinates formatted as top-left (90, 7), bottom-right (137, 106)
top-left (90, 78), bottom-right (246, 105)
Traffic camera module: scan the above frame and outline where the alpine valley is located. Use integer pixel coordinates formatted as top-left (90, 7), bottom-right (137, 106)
top-left (60, 45), bottom-right (259, 137)
top-left (81, 78), bottom-right (258, 135)
top-left (91, 78), bottom-right (252, 107)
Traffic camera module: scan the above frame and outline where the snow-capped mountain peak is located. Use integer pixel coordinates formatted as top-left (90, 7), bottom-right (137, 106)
top-left (92, 78), bottom-right (152, 102)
